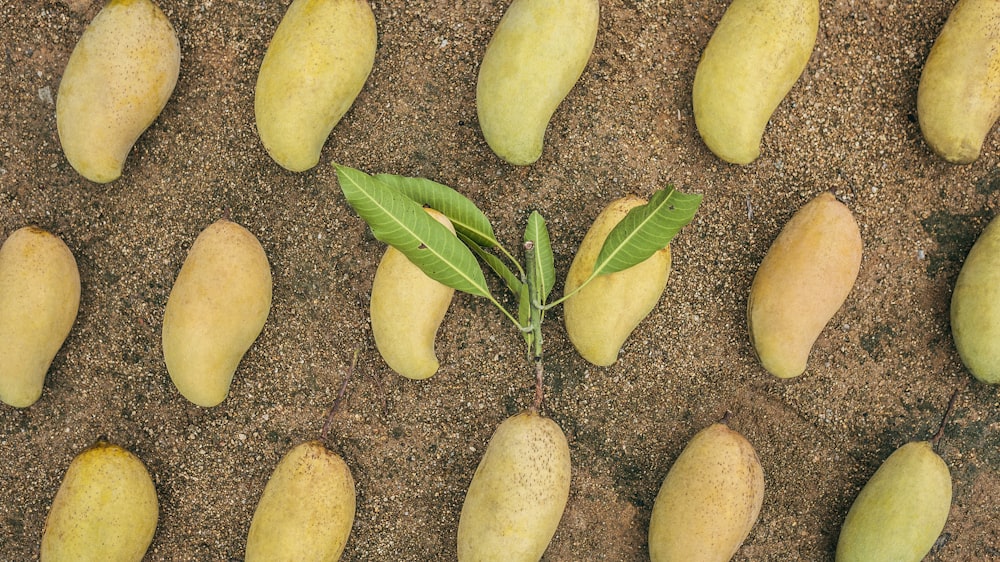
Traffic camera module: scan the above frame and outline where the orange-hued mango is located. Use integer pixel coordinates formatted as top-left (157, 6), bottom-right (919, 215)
top-left (245, 441), bottom-right (356, 562)
top-left (917, 0), bottom-right (1000, 164)
top-left (563, 197), bottom-right (671, 366)
top-left (56, 0), bottom-right (180, 183)
top-left (162, 219), bottom-right (272, 407)
top-left (648, 422), bottom-right (764, 562)
top-left (0, 227), bottom-right (80, 408)
top-left (457, 410), bottom-right (571, 562)
top-left (370, 209), bottom-right (456, 379)
top-left (748, 192), bottom-right (862, 378)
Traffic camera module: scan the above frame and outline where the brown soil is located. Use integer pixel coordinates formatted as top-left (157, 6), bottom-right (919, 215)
top-left (1, 0), bottom-right (998, 560)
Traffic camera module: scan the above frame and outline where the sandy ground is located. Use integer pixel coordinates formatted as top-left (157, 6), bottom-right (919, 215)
top-left (1, 0), bottom-right (998, 560)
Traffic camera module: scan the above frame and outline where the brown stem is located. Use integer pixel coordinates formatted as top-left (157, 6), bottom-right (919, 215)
top-left (718, 410), bottom-right (732, 426)
top-left (321, 349), bottom-right (360, 442)
top-left (931, 387), bottom-right (961, 448)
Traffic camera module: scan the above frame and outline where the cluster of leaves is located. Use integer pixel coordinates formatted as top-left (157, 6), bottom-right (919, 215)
top-left (333, 164), bottom-right (702, 367)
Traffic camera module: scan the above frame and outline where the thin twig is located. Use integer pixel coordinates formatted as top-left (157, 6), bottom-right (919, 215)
top-left (321, 349), bottom-right (360, 441)
top-left (931, 387), bottom-right (961, 448)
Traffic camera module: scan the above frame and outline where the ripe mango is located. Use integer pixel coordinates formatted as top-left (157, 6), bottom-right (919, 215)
top-left (457, 410), bottom-right (571, 562)
top-left (917, 0), bottom-right (1000, 164)
top-left (370, 208), bottom-right (455, 380)
top-left (41, 442), bottom-right (158, 562)
top-left (951, 213), bottom-right (1000, 384)
top-left (648, 422), bottom-right (764, 562)
top-left (477, 0), bottom-right (599, 166)
top-left (693, 0), bottom-right (818, 164)
top-left (56, 0), bottom-right (180, 183)
top-left (245, 441), bottom-right (356, 562)
top-left (162, 219), bottom-right (272, 407)
top-left (748, 192), bottom-right (862, 378)
top-left (563, 196), bottom-right (671, 367)
top-left (255, 0), bottom-right (377, 172)
top-left (836, 441), bottom-right (952, 562)
top-left (0, 227), bottom-right (80, 408)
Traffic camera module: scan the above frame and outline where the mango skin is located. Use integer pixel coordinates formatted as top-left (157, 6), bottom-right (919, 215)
top-left (246, 441), bottom-right (356, 562)
top-left (648, 422), bottom-right (764, 562)
top-left (951, 213), bottom-right (1000, 384)
top-left (0, 227), bottom-right (80, 408)
top-left (370, 209), bottom-right (456, 379)
top-left (693, 0), bottom-right (818, 164)
top-left (457, 410), bottom-right (571, 562)
top-left (563, 196), bottom-right (671, 366)
top-left (836, 441), bottom-right (952, 562)
top-left (477, 0), bottom-right (599, 166)
top-left (917, 0), bottom-right (1000, 164)
top-left (162, 219), bottom-right (272, 407)
top-left (41, 442), bottom-right (158, 562)
top-left (255, 0), bottom-right (377, 172)
top-left (748, 192), bottom-right (862, 379)
top-left (56, 0), bottom-right (180, 183)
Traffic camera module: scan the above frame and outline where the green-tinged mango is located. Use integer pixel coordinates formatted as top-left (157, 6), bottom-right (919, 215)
top-left (693, 0), bottom-right (818, 164)
top-left (56, 0), bottom-right (180, 183)
top-left (41, 441), bottom-right (158, 562)
top-left (951, 213), bottom-right (1000, 384)
top-left (836, 441), bottom-right (952, 562)
top-left (162, 219), bottom-right (272, 407)
top-left (457, 410), bottom-right (571, 562)
top-left (477, 0), bottom-right (599, 166)
top-left (255, 0), bottom-right (377, 172)
top-left (648, 421), bottom-right (764, 562)
top-left (917, 0), bottom-right (1000, 164)
top-left (246, 441), bottom-right (356, 562)
top-left (370, 208), bottom-right (456, 380)
top-left (563, 196), bottom-right (671, 367)
top-left (748, 192), bottom-right (862, 378)
top-left (0, 227), bottom-right (80, 408)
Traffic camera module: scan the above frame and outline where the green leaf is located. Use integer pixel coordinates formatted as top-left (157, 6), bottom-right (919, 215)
top-left (593, 187), bottom-right (702, 277)
top-left (373, 173), bottom-right (499, 248)
top-left (524, 211), bottom-right (555, 304)
top-left (335, 164), bottom-right (492, 298)
top-left (458, 231), bottom-right (522, 298)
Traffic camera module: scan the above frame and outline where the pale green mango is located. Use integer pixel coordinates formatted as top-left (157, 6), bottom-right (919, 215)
top-left (370, 208), bottom-right (456, 380)
top-left (477, 0), bottom-right (599, 166)
top-left (951, 213), bottom-right (1000, 384)
top-left (57, 0), bottom-right (180, 183)
top-left (648, 422), bottom-right (764, 562)
top-left (563, 196), bottom-right (671, 366)
top-left (246, 441), bottom-right (356, 562)
top-left (693, 0), bottom-right (818, 164)
top-left (255, 0), bottom-right (377, 172)
top-left (836, 441), bottom-right (952, 562)
top-left (457, 410), bottom-right (571, 562)
top-left (0, 227), bottom-right (80, 408)
top-left (41, 442), bottom-right (158, 562)
top-left (162, 219), bottom-right (272, 407)
top-left (918, 0), bottom-right (1000, 164)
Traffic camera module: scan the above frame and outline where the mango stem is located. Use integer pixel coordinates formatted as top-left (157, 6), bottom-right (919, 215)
top-left (321, 349), bottom-right (360, 442)
top-left (931, 387), bottom-right (961, 449)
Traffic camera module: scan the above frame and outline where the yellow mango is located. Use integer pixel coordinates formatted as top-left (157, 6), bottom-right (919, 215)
top-left (370, 208), bottom-right (456, 380)
top-left (951, 213), bottom-right (1000, 384)
top-left (56, 0), bottom-right (180, 183)
top-left (917, 0), bottom-right (1000, 164)
top-left (255, 0), bottom-right (377, 172)
top-left (648, 422), bottom-right (764, 562)
top-left (693, 0), bottom-right (818, 164)
top-left (477, 0), bottom-right (599, 166)
top-left (41, 442), bottom-right (158, 562)
top-left (563, 196), bottom-right (671, 367)
top-left (836, 441), bottom-right (952, 562)
top-left (162, 219), bottom-right (272, 407)
top-left (0, 227), bottom-right (80, 408)
top-left (748, 192), bottom-right (862, 378)
top-left (246, 441), bottom-right (356, 562)
top-left (457, 410), bottom-right (571, 562)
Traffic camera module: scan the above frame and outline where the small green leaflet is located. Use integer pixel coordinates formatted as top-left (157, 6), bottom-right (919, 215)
top-left (592, 187), bottom-right (702, 277)
top-left (335, 164), bottom-right (492, 298)
top-left (458, 231), bottom-right (522, 297)
top-left (524, 211), bottom-right (555, 305)
top-left (373, 173), bottom-right (499, 248)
